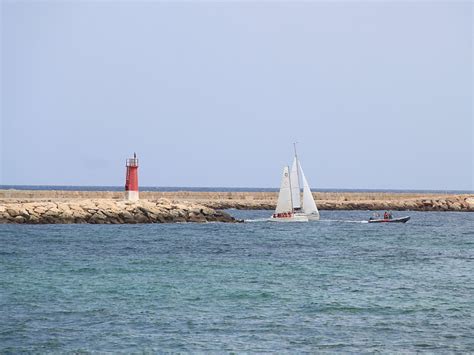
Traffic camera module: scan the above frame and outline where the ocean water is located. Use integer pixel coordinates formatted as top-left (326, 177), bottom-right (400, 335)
top-left (1, 210), bottom-right (473, 352)
top-left (1, 184), bottom-right (472, 194)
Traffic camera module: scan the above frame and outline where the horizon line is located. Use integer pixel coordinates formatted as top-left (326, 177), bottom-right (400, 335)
top-left (0, 184), bottom-right (472, 193)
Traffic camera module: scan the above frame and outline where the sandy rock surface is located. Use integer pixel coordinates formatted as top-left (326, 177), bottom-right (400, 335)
top-left (0, 199), bottom-right (237, 224)
top-left (0, 190), bottom-right (473, 213)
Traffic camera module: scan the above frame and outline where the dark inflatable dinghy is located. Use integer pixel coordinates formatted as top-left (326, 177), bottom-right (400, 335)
top-left (368, 216), bottom-right (410, 223)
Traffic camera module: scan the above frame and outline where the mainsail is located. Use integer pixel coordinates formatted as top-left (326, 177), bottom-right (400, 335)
top-left (275, 166), bottom-right (293, 214)
top-left (290, 158), bottom-right (301, 209)
top-left (300, 163), bottom-right (319, 218)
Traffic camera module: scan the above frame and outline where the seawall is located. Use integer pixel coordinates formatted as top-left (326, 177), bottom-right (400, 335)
top-left (1, 189), bottom-right (473, 212)
top-left (0, 199), bottom-right (236, 224)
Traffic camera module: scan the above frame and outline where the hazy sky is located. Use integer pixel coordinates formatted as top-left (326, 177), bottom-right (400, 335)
top-left (1, 1), bottom-right (473, 190)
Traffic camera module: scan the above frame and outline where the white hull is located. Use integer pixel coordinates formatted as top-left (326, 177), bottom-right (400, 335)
top-left (269, 215), bottom-right (308, 222)
top-left (306, 213), bottom-right (320, 221)
top-left (292, 211), bottom-right (320, 221)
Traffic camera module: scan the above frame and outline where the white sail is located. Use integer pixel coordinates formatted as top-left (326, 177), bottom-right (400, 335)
top-left (300, 163), bottom-right (319, 218)
top-left (275, 166), bottom-right (293, 214)
top-left (290, 158), bottom-right (301, 209)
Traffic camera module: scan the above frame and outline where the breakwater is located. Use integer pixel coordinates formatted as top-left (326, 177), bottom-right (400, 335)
top-left (0, 199), bottom-right (236, 224)
top-left (1, 189), bottom-right (473, 212)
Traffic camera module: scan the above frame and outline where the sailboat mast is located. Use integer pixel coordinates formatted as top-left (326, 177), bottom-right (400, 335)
top-left (287, 165), bottom-right (294, 213)
top-left (293, 142), bottom-right (302, 191)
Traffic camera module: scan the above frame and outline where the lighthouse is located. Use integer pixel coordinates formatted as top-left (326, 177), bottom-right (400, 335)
top-left (125, 153), bottom-right (139, 201)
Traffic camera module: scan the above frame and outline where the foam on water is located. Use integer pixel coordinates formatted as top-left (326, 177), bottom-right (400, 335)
top-left (244, 218), bottom-right (270, 222)
top-left (244, 217), bottom-right (369, 223)
top-left (318, 219), bottom-right (369, 223)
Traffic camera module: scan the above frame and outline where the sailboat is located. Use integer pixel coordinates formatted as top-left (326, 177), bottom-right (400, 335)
top-left (290, 144), bottom-right (320, 221)
top-left (269, 144), bottom-right (320, 222)
top-left (269, 166), bottom-right (308, 222)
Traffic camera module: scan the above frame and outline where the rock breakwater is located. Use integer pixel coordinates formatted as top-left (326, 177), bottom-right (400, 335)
top-left (0, 199), bottom-right (236, 224)
top-left (1, 190), bottom-right (473, 213)
top-left (199, 195), bottom-right (474, 212)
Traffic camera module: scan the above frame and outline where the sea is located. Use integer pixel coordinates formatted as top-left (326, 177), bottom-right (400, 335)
top-left (1, 185), bottom-right (473, 194)
top-left (1, 206), bottom-right (473, 352)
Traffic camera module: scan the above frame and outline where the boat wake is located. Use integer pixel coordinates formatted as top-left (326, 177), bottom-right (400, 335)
top-left (243, 218), bottom-right (368, 224)
top-left (244, 218), bottom-right (271, 223)
top-left (321, 219), bottom-right (368, 224)
top-left (310, 219), bottom-right (370, 224)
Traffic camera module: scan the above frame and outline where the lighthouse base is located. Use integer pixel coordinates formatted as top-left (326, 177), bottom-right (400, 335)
top-left (124, 190), bottom-right (139, 201)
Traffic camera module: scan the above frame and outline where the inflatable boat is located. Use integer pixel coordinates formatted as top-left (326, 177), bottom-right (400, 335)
top-left (368, 216), bottom-right (410, 223)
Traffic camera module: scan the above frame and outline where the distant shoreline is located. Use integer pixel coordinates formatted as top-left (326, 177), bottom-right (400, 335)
top-left (0, 185), bottom-right (472, 195)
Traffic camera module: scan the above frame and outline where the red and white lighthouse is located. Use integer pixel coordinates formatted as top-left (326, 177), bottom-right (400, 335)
top-left (125, 153), bottom-right (139, 201)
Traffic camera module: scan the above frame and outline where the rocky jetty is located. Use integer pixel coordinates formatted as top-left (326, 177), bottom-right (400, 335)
top-left (0, 190), bottom-right (473, 214)
top-left (197, 195), bottom-right (474, 212)
top-left (0, 199), bottom-right (236, 224)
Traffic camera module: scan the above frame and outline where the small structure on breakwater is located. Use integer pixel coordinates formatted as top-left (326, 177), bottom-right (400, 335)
top-left (125, 153), bottom-right (139, 201)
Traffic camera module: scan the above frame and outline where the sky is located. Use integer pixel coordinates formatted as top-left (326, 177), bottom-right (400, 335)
top-left (1, 1), bottom-right (473, 190)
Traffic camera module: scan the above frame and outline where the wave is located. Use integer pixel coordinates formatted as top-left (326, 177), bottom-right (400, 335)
top-left (244, 218), bottom-right (270, 223)
top-left (321, 219), bottom-right (369, 224)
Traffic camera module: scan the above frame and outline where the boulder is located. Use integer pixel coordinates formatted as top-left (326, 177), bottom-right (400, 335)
top-left (451, 202), bottom-right (462, 211)
top-left (6, 208), bottom-right (19, 217)
top-left (188, 215), bottom-right (207, 223)
top-left (465, 197), bottom-right (474, 210)
top-left (14, 216), bottom-right (26, 223)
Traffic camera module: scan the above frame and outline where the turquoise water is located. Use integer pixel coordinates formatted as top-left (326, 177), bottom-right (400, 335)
top-left (1, 210), bottom-right (473, 352)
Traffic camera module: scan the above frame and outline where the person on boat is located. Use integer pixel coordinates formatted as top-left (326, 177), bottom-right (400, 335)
top-left (383, 211), bottom-right (389, 219)
top-left (388, 211), bottom-right (393, 219)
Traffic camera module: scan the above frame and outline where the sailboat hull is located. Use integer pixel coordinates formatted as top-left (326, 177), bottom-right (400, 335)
top-left (305, 213), bottom-right (320, 221)
top-left (269, 215), bottom-right (308, 222)
top-left (294, 212), bottom-right (319, 221)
